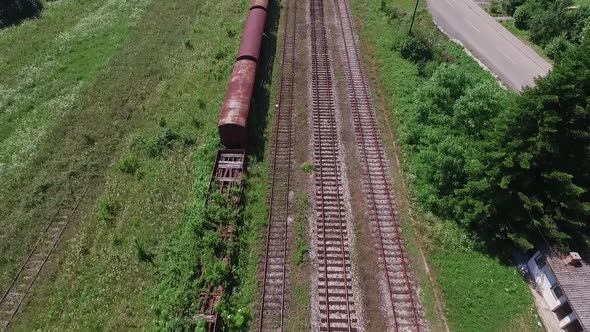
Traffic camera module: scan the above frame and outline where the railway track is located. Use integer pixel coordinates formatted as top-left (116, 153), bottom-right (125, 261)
top-left (310, 0), bottom-right (359, 330)
top-left (332, 0), bottom-right (425, 330)
top-left (257, 0), bottom-right (297, 329)
top-left (0, 187), bottom-right (88, 331)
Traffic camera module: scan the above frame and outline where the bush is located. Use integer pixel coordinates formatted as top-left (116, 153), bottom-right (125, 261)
top-left (399, 35), bottom-right (432, 64)
top-left (513, 4), bottom-right (532, 30)
top-left (117, 153), bottom-right (139, 175)
top-left (502, 0), bottom-right (525, 15)
top-left (379, 0), bottom-right (406, 21)
top-left (140, 125), bottom-right (193, 158)
top-left (527, 1), bottom-right (572, 46)
top-left (568, 5), bottom-right (590, 43)
top-left (98, 197), bottom-right (118, 225)
top-left (489, 1), bottom-right (504, 15)
top-left (544, 34), bottom-right (573, 62)
top-left (0, 0), bottom-right (43, 28)
top-left (300, 162), bottom-right (315, 173)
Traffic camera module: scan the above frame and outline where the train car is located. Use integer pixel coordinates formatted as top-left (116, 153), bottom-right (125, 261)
top-left (218, 0), bottom-right (268, 148)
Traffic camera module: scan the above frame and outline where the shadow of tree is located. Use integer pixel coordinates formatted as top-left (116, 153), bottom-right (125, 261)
top-left (1, 0), bottom-right (43, 28)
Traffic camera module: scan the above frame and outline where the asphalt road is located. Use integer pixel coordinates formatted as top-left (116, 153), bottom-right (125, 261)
top-left (428, 0), bottom-right (552, 91)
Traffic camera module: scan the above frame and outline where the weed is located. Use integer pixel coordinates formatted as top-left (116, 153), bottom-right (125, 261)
top-left (294, 193), bottom-right (309, 265)
top-left (98, 196), bottom-right (117, 226)
top-left (142, 127), bottom-right (180, 157)
top-left (300, 162), bottom-right (315, 174)
top-left (183, 38), bottom-right (193, 49)
top-left (117, 153), bottom-right (139, 175)
top-left (82, 133), bottom-right (96, 146)
top-left (399, 35), bottom-right (433, 64)
top-left (134, 239), bottom-right (154, 263)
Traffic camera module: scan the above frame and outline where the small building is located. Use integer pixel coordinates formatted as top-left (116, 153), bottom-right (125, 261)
top-left (526, 246), bottom-right (590, 332)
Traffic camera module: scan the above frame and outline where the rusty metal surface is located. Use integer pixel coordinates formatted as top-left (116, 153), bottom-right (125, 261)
top-left (191, 149), bottom-right (245, 332)
top-left (218, 60), bottom-right (256, 148)
top-left (250, 0), bottom-right (269, 10)
top-left (257, 0), bottom-right (297, 329)
top-left (332, 0), bottom-right (426, 330)
top-left (237, 8), bottom-right (267, 61)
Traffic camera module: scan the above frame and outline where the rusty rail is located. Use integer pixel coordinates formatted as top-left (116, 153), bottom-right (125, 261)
top-left (257, 0), bottom-right (298, 329)
top-left (0, 187), bottom-right (89, 331)
top-left (332, 0), bottom-right (424, 329)
top-left (310, 0), bottom-right (358, 330)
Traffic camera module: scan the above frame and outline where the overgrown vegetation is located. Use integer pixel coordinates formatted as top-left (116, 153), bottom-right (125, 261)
top-left (505, 0), bottom-right (590, 60)
top-left (401, 30), bottom-right (590, 251)
top-left (151, 0), bottom-right (279, 328)
top-left (152, 140), bottom-right (247, 330)
top-left (294, 192), bottom-right (309, 265)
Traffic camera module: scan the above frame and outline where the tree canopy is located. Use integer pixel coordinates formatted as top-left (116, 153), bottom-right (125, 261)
top-left (403, 30), bottom-right (590, 250)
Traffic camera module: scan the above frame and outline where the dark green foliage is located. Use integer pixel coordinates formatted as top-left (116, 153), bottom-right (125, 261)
top-left (399, 35), bottom-right (433, 64)
top-left (544, 35), bottom-right (573, 62)
top-left (513, 4), bottom-right (532, 30)
top-left (117, 153), bottom-right (139, 175)
top-left (151, 139), bottom-right (248, 330)
top-left (402, 64), bottom-right (511, 225)
top-left (403, 32), bottom-right (590, 250)
top-left (0, 0), bottom-right (43, 28)
top-left (502, 0), bottom-right (526, 15)
top-left (527, 1), bottom-right (572, 46)
top-left (139, 125), bottom-right (194, 158)
top-left (379, 0), bottom-right (406, 21)
top-left (489, 1), bottom-right (505, 15)
top-left (98, 197), bottom-right (118, 226)
top-left (511, 0), bottom-right (590, 47)
top-left (134, 239), bottom-right (154, 263)
top-left (487, 35), bottom-right (590, 249)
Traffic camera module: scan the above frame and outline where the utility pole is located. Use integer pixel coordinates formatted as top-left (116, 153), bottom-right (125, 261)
top-left (409, 0), bottom-right (420, 35)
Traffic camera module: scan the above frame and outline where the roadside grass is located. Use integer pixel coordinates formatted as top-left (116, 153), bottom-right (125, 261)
top-left (3, 0), bottom-right (261, 329)
top-left (348, 0), bottom-right (542, 330)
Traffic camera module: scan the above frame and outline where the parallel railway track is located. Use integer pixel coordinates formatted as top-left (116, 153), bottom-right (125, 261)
top-left (332, 0), bottom-right (424, 330)
top-left (0, 187), bottom-right (89, 331)
top-left (310, 0), bottom-right (359, 330)
top-left (257, 0), bottom-right (297, 328)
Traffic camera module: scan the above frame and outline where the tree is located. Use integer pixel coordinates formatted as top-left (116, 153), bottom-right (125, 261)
top-left (487, 31), bottom-right (590, 249)
top-left (502, 0), bottom-right (526, 15)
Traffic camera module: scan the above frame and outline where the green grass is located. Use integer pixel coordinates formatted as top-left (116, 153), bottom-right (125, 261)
top-left (1, 0), bottom-right (274, 329)
top-left (431, 250), bottom-right (539, 331)
top-left (0, 0), bottom-right (154, 292)
top-left (348, 0), bottom-right (542, 330)
top-left (0, 0), bottom-right (152, 194)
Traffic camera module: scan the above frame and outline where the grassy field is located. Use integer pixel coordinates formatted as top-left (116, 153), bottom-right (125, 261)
top-left (1, 0), bottom-right (276, 330)
top-left (347, 0), bottom-right (543, 330)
